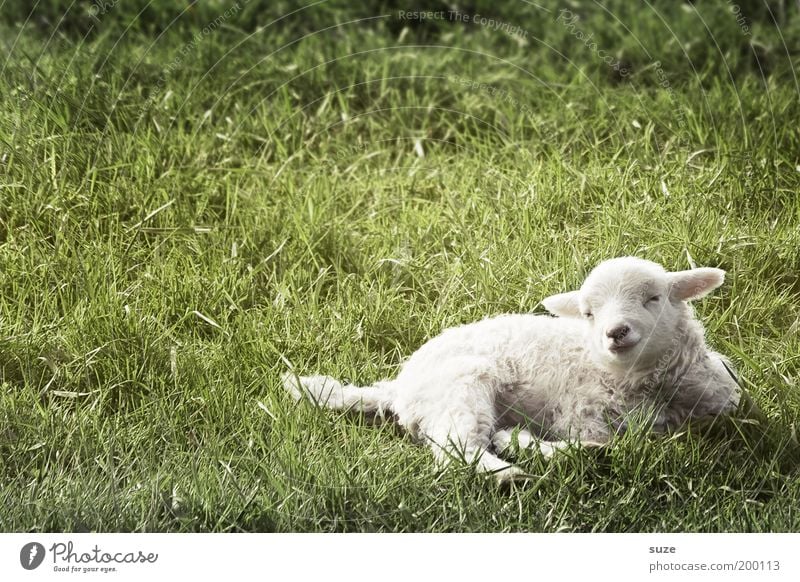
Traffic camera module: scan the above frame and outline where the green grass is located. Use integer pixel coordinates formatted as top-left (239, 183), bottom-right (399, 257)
top-left (1, 0), bottom-right (800, 531)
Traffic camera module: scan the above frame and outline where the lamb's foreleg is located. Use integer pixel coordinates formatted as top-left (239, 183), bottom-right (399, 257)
top-left (492, 428), bottom-right (606, 458)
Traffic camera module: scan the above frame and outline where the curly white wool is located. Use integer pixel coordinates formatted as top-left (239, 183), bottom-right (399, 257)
top-left (283, 257), bottom-right (740, 482)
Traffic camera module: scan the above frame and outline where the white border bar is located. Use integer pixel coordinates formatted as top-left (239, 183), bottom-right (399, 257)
top-left (2, 533), bottom-right (798, 581)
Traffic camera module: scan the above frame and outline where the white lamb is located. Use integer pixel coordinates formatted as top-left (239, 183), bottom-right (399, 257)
top-left (282, 256), bottom-right (741, 482)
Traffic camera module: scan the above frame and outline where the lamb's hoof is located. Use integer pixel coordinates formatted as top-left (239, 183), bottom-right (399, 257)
top-left (579, 440), bottom-right (607, 449)
top-left (493, 465), bottom-right (530, 485)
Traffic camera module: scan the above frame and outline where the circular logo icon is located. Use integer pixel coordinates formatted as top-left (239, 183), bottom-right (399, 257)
top-left (20, 542), bottom-right (46, 570)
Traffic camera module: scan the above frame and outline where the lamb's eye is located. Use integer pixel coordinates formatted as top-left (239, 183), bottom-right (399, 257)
top-left (646, 295), bottom-right (660, 304)
top-left (583, 311), bottom-right (594, 319)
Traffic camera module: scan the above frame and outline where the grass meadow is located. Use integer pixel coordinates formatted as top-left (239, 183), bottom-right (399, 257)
top-left (1, 0), bottom-right (800, 532)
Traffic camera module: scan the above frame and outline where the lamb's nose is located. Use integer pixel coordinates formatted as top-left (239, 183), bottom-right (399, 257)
top-left (606, 324), bottom-right (630, 342)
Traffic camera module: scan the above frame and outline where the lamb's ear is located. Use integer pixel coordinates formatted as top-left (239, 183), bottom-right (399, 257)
top-left (542, 291), bottom-right (582, 318)
top-left (668, 268), bottom-right (725, 301)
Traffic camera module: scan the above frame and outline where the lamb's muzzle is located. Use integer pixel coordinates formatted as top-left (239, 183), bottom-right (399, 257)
top-left (606, 324), bottom-right (631, 342)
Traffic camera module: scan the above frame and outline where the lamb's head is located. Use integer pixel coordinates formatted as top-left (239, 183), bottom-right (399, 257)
top-left (542, 257), bottom-right (725, 372)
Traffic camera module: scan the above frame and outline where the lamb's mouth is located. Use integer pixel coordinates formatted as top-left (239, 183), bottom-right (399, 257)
top-left (609, 341), bottom-right (638, 355)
